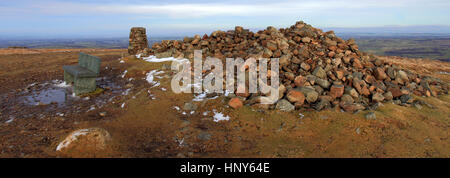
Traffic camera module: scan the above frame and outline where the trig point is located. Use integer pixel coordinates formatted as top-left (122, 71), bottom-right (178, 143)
top-left (128, 27), bottom-right (148, 55)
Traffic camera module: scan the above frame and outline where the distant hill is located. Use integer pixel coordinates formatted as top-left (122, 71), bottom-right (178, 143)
top-left (1, 29), bottom-right (449, 61)
top-left (323, 25), bottom-right (450, 35)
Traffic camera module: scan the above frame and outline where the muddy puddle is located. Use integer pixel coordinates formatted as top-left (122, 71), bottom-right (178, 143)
top-left (0, 77), bottom-right (129, 122)
top-left (22, 82), bottom-right (73, 106)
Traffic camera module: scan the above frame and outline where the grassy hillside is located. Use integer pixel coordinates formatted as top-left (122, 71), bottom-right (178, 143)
top-left (353, 36), bottom-right (450, 62)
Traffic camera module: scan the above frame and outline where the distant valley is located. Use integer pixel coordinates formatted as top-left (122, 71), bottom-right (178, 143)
top-left (1, 34), bottom-right (449, 62)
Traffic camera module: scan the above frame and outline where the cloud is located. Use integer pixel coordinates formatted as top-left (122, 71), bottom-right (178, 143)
top-left (0, 0), bottom-right (449, 37)
top-left (17, 0), bottom-right (448, 18)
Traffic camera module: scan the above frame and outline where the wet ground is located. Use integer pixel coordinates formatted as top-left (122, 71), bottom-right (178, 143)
top-left (0, 77), bottom-right (126, 123)
top-left (0, 49), bottom-right (133, 157)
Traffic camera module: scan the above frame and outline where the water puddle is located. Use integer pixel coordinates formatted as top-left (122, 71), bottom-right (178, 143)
top-left (20, 80), bottom-right (74, 107)
top-left (18, 78), bottom-right (124, 110)
top-left (23, 87), bottom-right (68, 106)
top-left (1, 73), bottom-right (130, 122)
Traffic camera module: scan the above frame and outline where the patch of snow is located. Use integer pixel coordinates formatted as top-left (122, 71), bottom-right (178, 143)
top-left (152, 83), bottom-right (161, 87)
top-left (161, 88), bottom-right (167, 91)
top-left (147, 90), bottom-right (156, 100)
top-left (121, 70), bottom-right (128, 78)
top-left (182, 112), bottom-right (187, 115)
top-left (192, 91), bottom-right (218, 102)
top-left (173, 106), bottom-right (180, 111)
top-left (53, 81), bottom-right (71, 88)
top-left (122, 88), bottom-right (131, 95)
top-left (142, 55), bottom-right (188, 63)
top-left (203, 111), bottom-right (209, 116)
top-left (120, 60), bottom-right (125, 63)
top-left (121, 103), bottom-right (126, 108)
top-left (193, 92), bottom-right (207, 101)
top-left (299, 113), bottom-right (305, 119)
top-left (213, 111), bottom-right (230, 122)
top-left (108, 96), bottom-right (116, 102)
top-left (145, 70), bottom-right (164, 87)
top-left (56, 129), bottom-right (90, 151)
top-left (69, 92), bottom-right (80, 99)
top-left (224, 90), bottom-right (233, 97)
top-left (5, 117), bottom-right (14, 124)
top-left (439, 71), bottom-right (450, 75)
top-left (88, 106), bottom-right (96, 111)
top-left (38, 82), bottom-right (51, 87)
top-left (27, 83), bottom-right (37, 87)
top-left (190, 111), bottom-right (195, 115)
top-left (177, 137), bottom-right (185, 147)
top-left (184, 82), bottom-right (202, 91)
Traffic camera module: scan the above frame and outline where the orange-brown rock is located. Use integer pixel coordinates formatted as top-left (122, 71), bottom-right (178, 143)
top-left (388, 87), bottom-right (403, 98)
top-left (374, 67), bottom-right (388, 80)
top-left (286, 90), bottom-right (306, 104)
top-left (294, 75), bottom-right (307, 87)
top-left (330, 84), bottom-right (344, 98)
top-left (229, 98), bottom-right (244, 109)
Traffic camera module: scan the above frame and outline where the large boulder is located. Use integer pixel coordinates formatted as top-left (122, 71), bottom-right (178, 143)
top-left (56, 128), bottom-right (112, 157)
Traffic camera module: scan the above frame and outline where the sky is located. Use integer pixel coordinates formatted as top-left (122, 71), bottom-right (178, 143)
top-left (0, 0), bottom-right (449, 38)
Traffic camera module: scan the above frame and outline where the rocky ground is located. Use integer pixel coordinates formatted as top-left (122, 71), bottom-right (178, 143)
top-left (0, 47), bottom-right (449, 158)
top-left (141, 21), bottom-right (449, 113)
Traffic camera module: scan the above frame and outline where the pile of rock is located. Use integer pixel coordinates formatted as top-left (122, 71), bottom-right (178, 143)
top-left (128, 27), bottom-right (149, 55)
top-left (135, 21), bottom-right (449, 112)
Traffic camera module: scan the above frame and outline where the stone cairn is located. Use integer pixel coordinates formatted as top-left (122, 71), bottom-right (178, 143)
top-left (128, 27), bottom-right (149, 55)
top-left (135, 21), bottom-right (449, 112)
